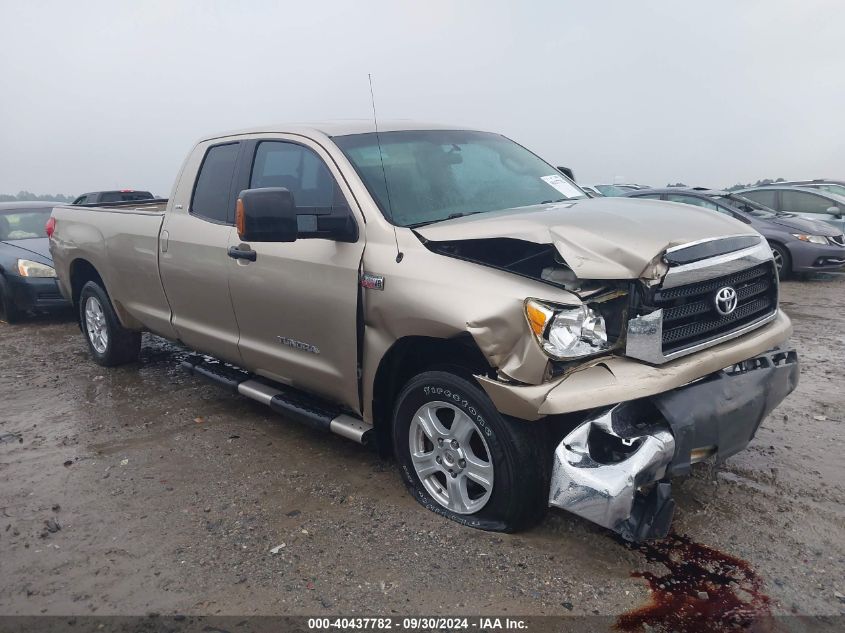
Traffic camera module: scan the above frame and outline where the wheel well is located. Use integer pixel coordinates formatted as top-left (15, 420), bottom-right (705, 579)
top-left (768, 240), bottom-right (790, 266)
top-left (371, 334), bottom-right (494, 456)
top-left (69, 259), bottom-right (104, 322)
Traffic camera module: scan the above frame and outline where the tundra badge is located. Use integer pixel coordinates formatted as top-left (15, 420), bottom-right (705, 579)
top-left (276, 336), bottom-right (320, 355)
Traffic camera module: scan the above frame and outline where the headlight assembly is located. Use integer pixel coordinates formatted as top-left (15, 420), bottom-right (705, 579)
top-left (525, 299), bottom-right (610, 360)
top-left (17, 259), bottom-right (56, 278)
top-left (791, 234), bottom-right (828, 245)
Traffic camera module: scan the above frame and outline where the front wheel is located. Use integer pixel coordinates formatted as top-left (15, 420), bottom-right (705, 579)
top-left (79, 281), bottom-right (141, 366)
top-left (771, 242), bottom-right (791, 279)
top-left (392, 371), bottom-right (548, 532)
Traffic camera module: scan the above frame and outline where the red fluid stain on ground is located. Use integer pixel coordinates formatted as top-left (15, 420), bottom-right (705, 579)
top-left (617, 533), bottom-right (772, 633)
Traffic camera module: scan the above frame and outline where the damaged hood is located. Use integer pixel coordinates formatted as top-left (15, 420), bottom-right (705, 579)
top-left (415, 197), bottom-right (758, 279)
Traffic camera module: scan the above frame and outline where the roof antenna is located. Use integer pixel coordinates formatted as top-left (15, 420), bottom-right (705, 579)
top-left (368, 73), bottom-right (403, 263)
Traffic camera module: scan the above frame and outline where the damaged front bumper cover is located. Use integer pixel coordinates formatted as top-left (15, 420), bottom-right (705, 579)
top-left (548, 347), bottom-right (799, 541)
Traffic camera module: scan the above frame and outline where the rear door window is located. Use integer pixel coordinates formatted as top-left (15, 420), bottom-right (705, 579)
top-left (191, 143), bottom-right (241, 223)
top-left (741, 189), bottom-right (777, 209)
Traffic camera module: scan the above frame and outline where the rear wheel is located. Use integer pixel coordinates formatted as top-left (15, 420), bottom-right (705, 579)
top-left (79, 281), bottom-right (141, 366)
top-left (0, 276), bottom-right (23, 324)
top-left (393, 371), bottom-right (548, 532)
top-left (770, 242), bottom-right (791, 279)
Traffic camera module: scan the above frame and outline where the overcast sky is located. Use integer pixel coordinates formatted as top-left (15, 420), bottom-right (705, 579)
top-left (1, 0), bottom-right (843, 196)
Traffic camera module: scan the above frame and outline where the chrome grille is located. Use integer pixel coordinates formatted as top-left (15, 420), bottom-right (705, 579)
top-left (626, 238), bottom-right (778, 365)
top-left (829, 234), bottom-right (845, 247)
top-left (654, 262), bottom-right (777, 354)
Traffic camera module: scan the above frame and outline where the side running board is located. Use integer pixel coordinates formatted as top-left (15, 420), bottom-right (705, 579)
top-left (180, 355), bottom-right (372, 445)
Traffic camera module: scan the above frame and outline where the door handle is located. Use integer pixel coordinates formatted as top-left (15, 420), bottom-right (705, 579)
top-left (227, 246), bottom-right (257, 261)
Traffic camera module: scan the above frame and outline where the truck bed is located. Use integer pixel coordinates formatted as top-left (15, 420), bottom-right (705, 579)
top-left (67, 198), bottom-right (169, 214)
top-left (50, 200), bottom-right (173, 336)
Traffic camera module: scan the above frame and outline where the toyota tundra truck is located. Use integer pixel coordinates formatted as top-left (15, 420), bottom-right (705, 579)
top-left (48, 122), bottom-right (799, 541)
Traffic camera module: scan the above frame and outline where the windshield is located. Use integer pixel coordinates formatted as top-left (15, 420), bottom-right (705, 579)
top-left (0, 208), bottom-right (51, 240)
top-left (717, 194), bottom-right (777, 218)
top-left (333, 130), bottom-right (586, 227)
top-left (594, 184), bottom-right (629, 197)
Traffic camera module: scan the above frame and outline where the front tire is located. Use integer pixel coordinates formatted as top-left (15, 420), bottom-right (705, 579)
top-left (770, 242), bottom-right (791, 279)
top-left (79, 281), bottom-right (141, 366)
top-left (392, 371), bottom-right (548, 532)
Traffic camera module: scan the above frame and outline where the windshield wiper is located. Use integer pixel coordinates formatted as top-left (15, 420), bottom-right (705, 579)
top-left (407, 211), bottom-right (483, 228)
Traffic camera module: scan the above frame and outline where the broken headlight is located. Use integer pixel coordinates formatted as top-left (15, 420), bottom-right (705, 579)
top-left (525, 299), bottom-right (609, 360)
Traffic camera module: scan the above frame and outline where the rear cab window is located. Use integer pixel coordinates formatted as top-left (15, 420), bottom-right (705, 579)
top-left (191, 143), bottom-right (241, 224)
top-left (99, 191), bottom-right (154, 203)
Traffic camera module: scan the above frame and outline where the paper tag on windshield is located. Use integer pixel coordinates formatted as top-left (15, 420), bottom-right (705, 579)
top-left (541, 174), bottom-right (582, 199)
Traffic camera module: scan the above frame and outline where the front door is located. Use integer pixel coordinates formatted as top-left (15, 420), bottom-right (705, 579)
top-left (159, 141), bottom-right (243, 364)
top-left (779, 189), bottom-right (845, 233)
top-left (227, 138), bottom-right (365, 411)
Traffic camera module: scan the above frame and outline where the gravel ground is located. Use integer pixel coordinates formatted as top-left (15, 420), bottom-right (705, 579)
top-left (1, 275), bottom-right (843, 623)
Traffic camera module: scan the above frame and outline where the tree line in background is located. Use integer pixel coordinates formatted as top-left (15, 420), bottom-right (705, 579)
top-left (2, 178), bottom-right (790, 203)
top-left (0, 191), bottom-right (75, 203)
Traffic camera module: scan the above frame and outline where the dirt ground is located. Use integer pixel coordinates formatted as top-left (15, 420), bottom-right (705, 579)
top-left (1, 275), bottom-right (843, 621)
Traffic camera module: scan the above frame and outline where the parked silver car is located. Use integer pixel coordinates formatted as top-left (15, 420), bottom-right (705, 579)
top-left (737, 186), bottom-right (845, 233)
top-left (760, 180), bottom-right (845, 197)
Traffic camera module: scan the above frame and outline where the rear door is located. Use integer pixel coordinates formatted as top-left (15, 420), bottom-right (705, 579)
top-left (227, 136), bottom-right (365, 411)
top-left (159, 141), bottom-right (244, 364)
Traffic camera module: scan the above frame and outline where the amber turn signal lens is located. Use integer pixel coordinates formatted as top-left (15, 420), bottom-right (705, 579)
top-left (235, 198), bottom-right (245, 238)
top-left (525, 301), bottom-right (552, 337)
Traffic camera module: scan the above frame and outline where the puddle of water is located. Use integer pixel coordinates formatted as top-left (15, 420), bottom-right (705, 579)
top-left (617, 533), bottom-right (771, 632)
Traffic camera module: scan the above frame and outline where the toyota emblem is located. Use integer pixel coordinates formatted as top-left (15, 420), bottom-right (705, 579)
top-left (714, 286), bottom-right (738, 316)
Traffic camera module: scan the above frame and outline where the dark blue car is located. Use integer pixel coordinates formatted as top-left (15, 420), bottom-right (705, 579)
top-left (0, 202), bottom-right (70, 323)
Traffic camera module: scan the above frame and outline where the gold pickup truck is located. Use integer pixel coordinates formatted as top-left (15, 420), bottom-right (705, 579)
top-left (49, 122), bottom-right (798, 541)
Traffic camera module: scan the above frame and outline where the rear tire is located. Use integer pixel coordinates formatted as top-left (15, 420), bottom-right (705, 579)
top-left (770, 242), bottom-right (791, 279)
top-left (392, 371), bottom-right (548, 532)
top-left (0, 276), bottom-right (23, 324)
top-left (79, 281), bottom-right (141, 366)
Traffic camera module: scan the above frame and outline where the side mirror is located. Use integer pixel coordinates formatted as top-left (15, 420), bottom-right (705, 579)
top-left (236, 188), bottom-right (297, 242)
top-left (826, 206), bottom-right (842, 218)
top-left (556, 166), bottom-right (576, 182)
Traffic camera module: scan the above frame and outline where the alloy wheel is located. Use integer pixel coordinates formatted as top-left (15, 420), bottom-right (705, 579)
top-left (84, 295), bottom-right (109, 354)
top-left (408, 401), bottom-right (494, 514)
top-left (771, 247), bottom-right (783, 273)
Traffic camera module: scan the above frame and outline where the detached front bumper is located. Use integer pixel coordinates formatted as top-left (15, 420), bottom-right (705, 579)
top-left (548, 347), bottom-right (799, 541)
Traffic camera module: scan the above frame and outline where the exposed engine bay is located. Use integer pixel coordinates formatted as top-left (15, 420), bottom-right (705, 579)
top-left (418, 236), bottom-right (614, 296)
